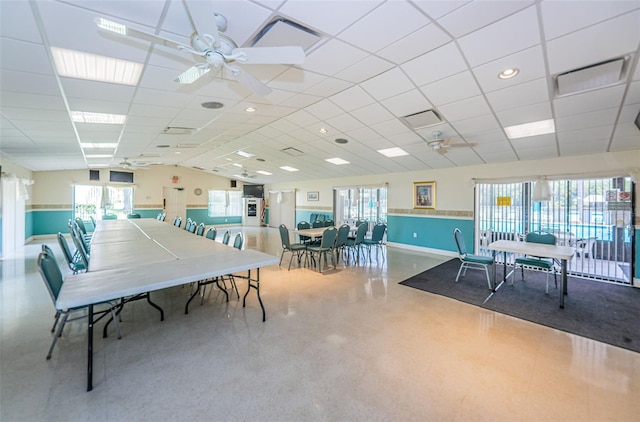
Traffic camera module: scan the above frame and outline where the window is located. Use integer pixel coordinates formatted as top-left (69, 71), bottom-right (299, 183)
top-left (334, 186), bottom-right (387, 224)
top-left (73, 184), bottom-right (134, 220)
top-left (208, 190), bottom-right (242, 217)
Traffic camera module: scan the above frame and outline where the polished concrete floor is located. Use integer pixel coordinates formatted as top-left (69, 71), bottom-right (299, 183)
top-left (1, 226), bottom-right (638, 421)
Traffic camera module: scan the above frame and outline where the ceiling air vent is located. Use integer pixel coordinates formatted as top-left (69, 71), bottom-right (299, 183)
top-left (401, 109), bottom-right (442, 130)
top-left (163, 127), bottom-right (196, 135)
top-left (282, 147), bottom-right (304, 157)
top-left (555, 56), bottom-right (629, 96)
top-left (192, 166), bottom-right (205, 171)
top-left (250, 18), bottom-right (321, 51)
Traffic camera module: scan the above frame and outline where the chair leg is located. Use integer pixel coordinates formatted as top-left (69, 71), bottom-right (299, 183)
top-left (47, 311), bottom-right (69, 359)
top-left (110, 306), bottom-right (122, 339)
top-left (455, 263), bottom-right (465, 282)
top-left (51, 311), bottom-right (61, 332)
top-left (484, 266), bottom-right (492, 290)
top-left (279, 249), bottom-right (285, 267)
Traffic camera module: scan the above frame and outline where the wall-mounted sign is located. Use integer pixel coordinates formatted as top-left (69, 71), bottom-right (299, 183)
top-left (497, 196), bottom-right (511, 206)
top-left (172, 176), bottom-right (179, 184)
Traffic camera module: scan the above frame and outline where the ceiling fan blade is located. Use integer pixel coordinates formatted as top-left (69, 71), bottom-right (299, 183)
top-left (94, 18), bottom-right (189, 51)
top-left (446, 143), bottom-right (478, 149)
top-left (233, 46), bottom-right (305, 65)
top-left (226, 64), bottom-right (272, 96)
top-left (175, 63), bottom-right (211, 84)
top-left (182, 0), bottom-right (220, 48)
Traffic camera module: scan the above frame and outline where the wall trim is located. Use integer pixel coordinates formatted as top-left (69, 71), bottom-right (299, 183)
top-left (388, 208), bottom-right (473, 218)
top-left (297, 205), bottom-right (332, 211)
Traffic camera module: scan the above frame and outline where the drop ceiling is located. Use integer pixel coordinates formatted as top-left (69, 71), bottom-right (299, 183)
top-left (1, 0), bottom-right (639, 184)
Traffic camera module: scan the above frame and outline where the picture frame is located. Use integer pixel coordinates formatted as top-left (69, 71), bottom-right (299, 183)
top-left (307, 191), bottom-right (319, 201)
top-left (413, 181), bottom-right (436, 209)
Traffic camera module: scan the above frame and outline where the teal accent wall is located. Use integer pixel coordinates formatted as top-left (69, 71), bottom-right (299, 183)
top-left (25, 210), bottom-right (33, 239)
top-left (295, 210), bottom-right (333, 225)
top-left (32, 209), bottom-right (72, 236)
top-left (186, 209), bottom-right (242, 225)
top-left (264, 208), bottom-right (269, 225)
top-left (134, 209), bottom-right (162, 219)
top-left (635, 228), bottom-right (639, 279)
top-left (387, 215), bottom-right (474, 252)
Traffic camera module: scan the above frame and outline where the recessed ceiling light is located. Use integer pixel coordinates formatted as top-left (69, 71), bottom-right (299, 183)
top-left (71, 111), bottom-right (126, 124)
top-left (504, 119), bottom-right (555, 139)
top-left (51, 46), bottom-right (143, 86)
top-left (318, 128), bottom-right (327, 134)
top-left (245, 107), bottom-right (257, 113)
top-left (256, 170), bottom-right (272, 175)
top-left (377, 147), bottom-right (409, 158)
top-left (201, 101), bottom-right (224, 109)
top-left (498, 68), bottom-right (519, 79)
top-left (280, 166), bottom-right (299, 172)
top-left (325, 157), bottom-right (350, 165)
top-left (80, 142), bottom-right (117, 149)
top-left (232, 163), bottom-right (243, 168)
top-left (236, 150), bottom-right (255, 158)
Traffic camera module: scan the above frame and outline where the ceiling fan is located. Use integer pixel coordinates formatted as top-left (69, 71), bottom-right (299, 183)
top-left (94, 1), bottom-right (305, 96)
top-left (426, 131), bottom-right (477, 154)
top-left (117, 158), bottom-right (148, 170)
top-left (238, 170), bottom-right (257, 179)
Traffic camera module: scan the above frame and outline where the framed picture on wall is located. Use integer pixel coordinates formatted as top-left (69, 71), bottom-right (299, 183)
top-left (307, 191), bottom-right (319, 201)
top-left (413, 181), bottom-right (436, 209)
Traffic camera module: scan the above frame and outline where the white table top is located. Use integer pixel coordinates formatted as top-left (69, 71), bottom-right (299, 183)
top-left (294, 227), bottom-right (332, 238)
top-left (58, 218), bottom-right (279, 309)
top-left (489, 239), bottom-right (575, 260)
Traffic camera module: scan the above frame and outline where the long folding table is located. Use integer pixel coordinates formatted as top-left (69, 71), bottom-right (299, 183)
top-left (58, 219), bottom-right (279, 391)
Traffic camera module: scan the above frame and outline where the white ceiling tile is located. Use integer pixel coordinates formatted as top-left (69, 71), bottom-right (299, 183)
top-left (329, 85), bottom-right (375, 112)
top-left (324, 113), bottom-right (365, 133)
top-left (510, 133), bottom-right (557, 151)
top-left (303, 78), bottom-right (352, 97)
top-left (457, 6), bottom-right (541, 67)
top-left (560, 141), bottom-right (607, 156)
top-left (370, 119), bottom-right (414, 138)
top-left (486, 78), bottom-right (549, 112)
top-left (0, 91), bottom-right (66, 111)
top-left (376, 24), bottom-right (452, 65)
top-left (279, 1), bottom-right (382, 36)
top-left (624, 81), bottom-right (640, 105)
top-left (379, 90), bottom-right (433, 118)
top-left (402, 42), bottom-right (468, 86)
top-left (516, 147), bottom-right (558, 161)
top-left (0, 0), bottom-right (41, 42)
top-left (302, 39), bottom-right (369, 76)
top-left (301, 99), bottom-right (344, 121)
top-left (412, 1), bottom-right (470, 20)
top-left (495, 102), bottom-right (552, 127)
top-left (546, 11), bottom-right (640, 75)
top-left (360, 68), bottom-right (415, 101)
top-left (350, 103), bottom-right (395, 127)
top-left (0, 70), bottom-right (60, 96)
top-left (268, 67), bottom-right (326, 92)
top-left (451, 114), bottom-right (501, 135)
top-left (438, 95), bottom-right (492, 122)
top-left (62, 79), bottom-right (136, 104)
top-left (557, 125), bottom-right (613, 145)
top-left (471, 45), bottom-right (546, 93)
top-left (334, 55), bottom-right (395, 84)
top-left (556, 108), bottom-right (619, 133)
top-left (0, 39), bottom-right (53, 76)
top-left (420, 71), bottom-right (481, 106)
top-left (437, 0), bottom-right (534, 38)
top-left (460, 128), bottom-right (508, 145)
top-left (554, 85), bottom-right (626, 117)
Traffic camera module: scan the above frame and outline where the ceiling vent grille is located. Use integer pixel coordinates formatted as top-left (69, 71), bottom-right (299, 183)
top-left (555, 56), bottom-right (629, 96)
top-left (163, 127), bottom-right (196, 135)
top-left (401, 109), bottom-right (442, 130)
top-left (282, 147), bottom-right (304, 157)
top-left (250, 18), bottom-right (321, 51)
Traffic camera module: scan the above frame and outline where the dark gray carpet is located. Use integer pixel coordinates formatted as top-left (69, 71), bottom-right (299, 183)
top-left (400, 259), bottom-right (640, 353)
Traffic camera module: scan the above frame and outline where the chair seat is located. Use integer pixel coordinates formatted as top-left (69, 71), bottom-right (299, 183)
top-left (514, 257), bottom-right (553, 269)
top-left (463, 254), bottom-right (494, 265)
top-left (289, 243), bottom-right (307, 251)
top-left (307, 245), bottom-right (331, 253)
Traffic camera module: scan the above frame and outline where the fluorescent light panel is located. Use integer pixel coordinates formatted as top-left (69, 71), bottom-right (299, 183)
top-left (232, 163), bottom-right (243, 168)
top-left (51, 47), bottom-right (143, 86)
top-left (85, 154), bottom-right (113, 158)
top-left (280, 166), bottom-right (299, 172)
top-left (504, 119), bottom-right (555, 139)
top-left (325, 157), bottom-right (350, 165)
top-left (236, 150), bottom-right (255, 158)
top-left (256, 170), bottom-right (272, 175)
top-left (80, 142), bottom-right (118, 149)
top-left (72, 111), bottom-right (126, 124)
top-left (175, 65), bottom-right (210, 84)
top-left (377, 147), bottom-right (409, 157)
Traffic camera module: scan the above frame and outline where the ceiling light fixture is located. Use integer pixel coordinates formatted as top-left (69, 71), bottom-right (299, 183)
top-left (318, 128), bottom-right (327, 134)
top-left (232, 163), bottom-right (243, 168)
top-left (80, 142), bottom-right (118, 149)
top-left (175, 65), bottom-right (210, 84)
top-left (236, 150), bottom-right (255, 158)
top-left (51, 47), bottom-right (143, 86)
top-left (71, 111), bottom-right (126, 124)
top-left (245, 107), bottom-right (257, 113)
top-left (85, 154), bottom-right (113, 158)
top-left (201, 101), bottom-right (224, 109)
top-left (256, 170), bottom-right (272, 175)
top-left (280, 166), bottom-right (299, 172)
top-left (377, 147), bottom-right (409, 158)
top-left (325, 158), bottom-right (350, 165)
top-left (504, 119), bottom-right (555, 139)
top-left (498, 68), bottom-right (519, 79)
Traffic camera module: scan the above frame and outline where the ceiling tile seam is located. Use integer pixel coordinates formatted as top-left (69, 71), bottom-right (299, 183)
top-left (605, 51), bottom-right (640, 152)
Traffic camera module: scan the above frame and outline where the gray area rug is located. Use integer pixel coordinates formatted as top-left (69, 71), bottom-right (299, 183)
top-left (400, 259), bottom-right (640, 353)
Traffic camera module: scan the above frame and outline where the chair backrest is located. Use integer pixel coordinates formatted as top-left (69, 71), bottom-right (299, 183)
top-left (354, 223), bottom-right (367, 245)
top-left (42, 244), bottom-right (56, 262)
top-left (74, 217), bottom-right (88, 235)
top-left (335, 224), bottom-right (350, 248)
top-left (37, 251), bottom-right (64, 304)
top-left (188, 221), bottom-right (197, 233)
top-left (279, 224), bottom-right (291, 249)
top-left (205, 227), bottom-right (217, 240)
top-left (453, 228), bottom-right (467, 257)
top-left (312, 220), bottom-right (324, 228)
top-left (89, 215), bottom-right (96, 230)
top-left (160, 213), bottom-right (166, 221)
top-left (127, 213), bottom-right (141, 219)
top-left (320, 227), bottom-right (338, 248)
top-left (156, 212), bottom-right (163, 220)
top-left (222, 231), bottom-right (231, 245)
top-left (297, 221), bottom-right (311, 242)
top-left (173, 216), bottom-right (182, 227)
top-left (196, 223), bottom-right (205, 236)
top-left (309, 213), bottom-right (317, 223)
top-left (324, 219), bottom-right (335, 227)
top-left (525, 231), bottom-right (556, 245)
top-left (370, 223), bottom-right (386, 242)
top-left (71, 232), bottom-right (90, 270)
top-left (233, 233), bottom-right (243, 250)
top-left (57, 232), bottom-right (76, 269)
